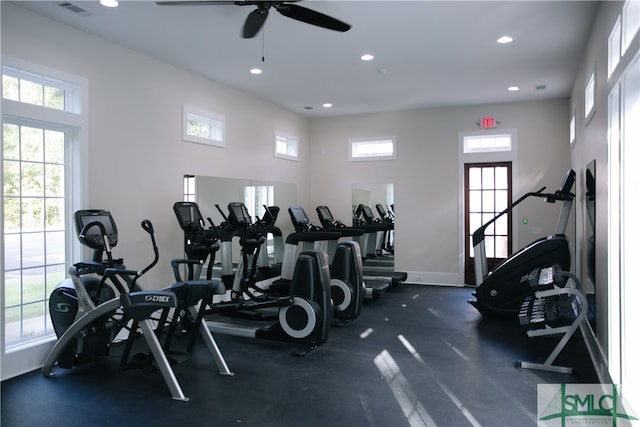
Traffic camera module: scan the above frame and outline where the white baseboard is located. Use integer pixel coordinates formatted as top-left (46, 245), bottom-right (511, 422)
top-left (404, 271), bottom-right (464, 287)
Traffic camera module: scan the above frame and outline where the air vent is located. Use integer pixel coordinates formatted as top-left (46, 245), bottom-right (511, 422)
top-left (58, 2), bottom-right (92, 16)
top-left (536, 84), bottom-right (547, 91)
top-left (303, 106), bottom-right (314, 110)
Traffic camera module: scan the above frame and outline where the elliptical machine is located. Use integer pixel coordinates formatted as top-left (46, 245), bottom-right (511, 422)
top-left (317, 205), bottom-right (407, 297)
top-left (195, 202), bottom-right (335, 355)
top-left (468, 170), bottom-right (576, 317)
top-left (173, 201), bottom-right (220, 280)
top-left (44, 209), bottom-right (232, 401)
top-left (287, 205), bottom-right (365, 322)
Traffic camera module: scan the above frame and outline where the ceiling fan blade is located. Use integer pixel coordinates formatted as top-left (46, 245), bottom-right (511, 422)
top-left (243, 8), bottom-right (269, 38)
top-left (275, 3), bottom-right (350, 33)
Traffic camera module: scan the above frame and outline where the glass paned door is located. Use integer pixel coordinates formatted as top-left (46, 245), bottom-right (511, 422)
top-left (464, 162), bottom-right (512, 285)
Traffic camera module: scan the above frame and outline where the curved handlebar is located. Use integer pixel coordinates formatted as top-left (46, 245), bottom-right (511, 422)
top-left (141, 219), bottom-right (154, 235)
top-left (79, 220), bottom-right (114, 263)
top-left (79, 220), bottom-right (107, 239)
top-left (137, 219), bottom-right (159, 279)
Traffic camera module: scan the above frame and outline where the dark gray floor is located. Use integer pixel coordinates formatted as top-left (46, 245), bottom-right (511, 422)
top-left (1, 285), bottom-right (596, 427)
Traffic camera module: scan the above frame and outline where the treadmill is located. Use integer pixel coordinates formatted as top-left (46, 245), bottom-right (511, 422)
top-left (316, 205), bottom-right (407, 296)
top-left (353, 204), bottom-right (397, 273)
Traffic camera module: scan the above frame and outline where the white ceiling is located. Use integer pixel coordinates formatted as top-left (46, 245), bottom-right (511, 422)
top-left (12, 0), bottom-right (599, 117)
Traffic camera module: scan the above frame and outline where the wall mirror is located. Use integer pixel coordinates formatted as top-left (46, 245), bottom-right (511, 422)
top-left (584, 160), bottom-right (595, 324)
top-left (190, 176), bottom-right (297, 265)
top-left (194, 176), bottom-right (297, 238)
top-left (352, 183), bottom-right (395, 262)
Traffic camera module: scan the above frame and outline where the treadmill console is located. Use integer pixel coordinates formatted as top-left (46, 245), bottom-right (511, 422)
top-left (558, 169), bottom-right (576, 195)
top-left (316, 205), bottom-right (333, 225)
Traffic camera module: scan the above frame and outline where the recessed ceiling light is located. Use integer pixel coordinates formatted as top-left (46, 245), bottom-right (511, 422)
top-left (250, 68), bottom-right (262, 75)
top-left (322, 103), bottom-right (333, 108)
top-left (508, 86), bottom-right (519, 92)
top-left (360, 54), bottom-right (374, 61)
top-left (497, 36), bottom-right (513, 44)
top-left (100, 0), bottom-right (119, 7)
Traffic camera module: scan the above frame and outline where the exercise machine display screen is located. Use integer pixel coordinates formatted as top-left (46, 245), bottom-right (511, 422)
top-left (316, 206), bottom-right (332, 223)
top-left (228, 203), bottom-right (252, 226)
top-left (75, 210), bottom-right (118, 250)
top-left (558, 169), bottom-right (576, 194)
top-left (175, 203), bottom-right (203, 226)
top-left (289, 206), bottom-right (310, 227)
top-left (361, 205), bottom-right (375, 222)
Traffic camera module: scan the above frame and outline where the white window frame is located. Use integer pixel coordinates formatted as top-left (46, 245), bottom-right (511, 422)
top-left (462, 133), bottom-right (513, 154)
top-left (1, 56), bottom-right (88, 380)
top-left (2, 65), bottom-right (83, 114)
top-left (569, 113), bottom-right (576, 147)
top-left (622, 0), bottom-right (640, 55)
top-left (183, 175), bottom-right (196, 202)
top-left (274, 132), bottom-right (299, 161)
top-left (609, 16), bottom-right (622, 78)
top-left (585, 70), bottom-right (596, 123)
top-left (182, 105), bottom-right (225, 148)
top-left (348, 136), bottom-right (396, 162)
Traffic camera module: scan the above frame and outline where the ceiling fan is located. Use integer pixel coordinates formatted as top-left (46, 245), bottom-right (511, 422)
top-left (155, 1), bottom-right (351, 39)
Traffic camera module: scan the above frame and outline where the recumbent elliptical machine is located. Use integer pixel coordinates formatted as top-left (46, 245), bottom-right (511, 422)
top-left (44, 209), bottom-right (233, 401)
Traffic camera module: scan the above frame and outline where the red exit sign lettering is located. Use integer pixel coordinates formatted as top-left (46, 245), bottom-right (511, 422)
top-left (481, 117), bottom-right (496, 129)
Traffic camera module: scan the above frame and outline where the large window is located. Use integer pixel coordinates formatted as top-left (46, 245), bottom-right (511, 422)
top-left (2, 58), bottom-right (86, 378)
top-left (3, 121), bottom-right (67, 347)
top-left (609, 53), bottom-right (640, 413)
top-left (608, 0), bottom-right (640, 411)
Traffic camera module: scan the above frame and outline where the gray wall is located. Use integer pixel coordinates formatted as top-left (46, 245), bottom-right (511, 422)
top-left (308, 100), bottom-right (571, 284)
top-left (2, 3), bottom-right (311, 288)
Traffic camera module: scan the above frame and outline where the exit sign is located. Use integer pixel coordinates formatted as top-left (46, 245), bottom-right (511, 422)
top-left (481, 117), bottom-right (496, 129)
